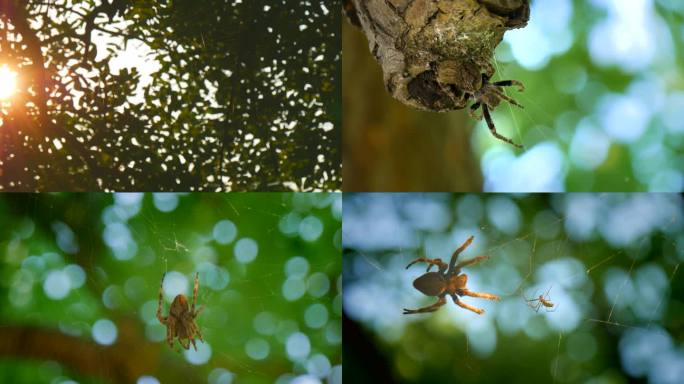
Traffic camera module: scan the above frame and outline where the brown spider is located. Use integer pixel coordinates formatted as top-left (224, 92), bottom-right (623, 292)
top-left (157, 272), bottom-right (204, 351)
top-left (467, 74), bottom-right (525, 148)
top-left (524, 286), bottom-right (557, 313)
top-left (403, 236), bottom-right (500, 315)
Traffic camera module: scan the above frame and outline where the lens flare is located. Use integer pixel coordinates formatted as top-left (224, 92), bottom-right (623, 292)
top-left (0, 65), bottom-right (17, 100)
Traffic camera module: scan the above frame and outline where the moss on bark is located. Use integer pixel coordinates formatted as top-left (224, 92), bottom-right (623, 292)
top-left (346, 0), bottom-right (529, 112)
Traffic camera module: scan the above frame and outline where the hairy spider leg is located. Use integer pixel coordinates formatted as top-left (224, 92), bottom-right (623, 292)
top-left (157, 273), bottom-right (168, 325)
top-left (451, 294), bottom-right (484, 315)
top-left (461, 288), bottom-right (500, 301)
top-left (403, 296), bottom-right (447, 314)
top-left (448, 236), bottom-right (474, 273)
top-left (490, 87), bottom-right (524, 109)
top-left (405, 257), bottom-right (448, 273)
top-left (179, 336), bottom-right (191, 350)
top-left (194, 322), bottom-right (204, 342)
top-left (453, 255), bottom-right (490, 271)
top-left (492, 79), bottom-right (525, 92)
top-left (166, 323), bottom-right (175, 348)
top-left (469, 102), bottom-right (482, 119)
top-left (482, 105), bottom-right (522, 148)
top-left (192, 272), bottom-right (199, 315)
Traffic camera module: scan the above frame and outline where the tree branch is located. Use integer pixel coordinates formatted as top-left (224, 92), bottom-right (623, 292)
top-left (0, 0), bottom-right (100, 187)
top-left (346, 0), bottom-right (529, 112)
top-left (0, 321), bottom-right (170, 383)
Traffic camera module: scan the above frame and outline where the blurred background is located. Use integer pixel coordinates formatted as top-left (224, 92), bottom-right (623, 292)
top-left (0, 193), bottom-right (342, 384)
top-left (343, 193), bottom-right (684, 383)
top-left (343, 0), bottom-right (684, 191)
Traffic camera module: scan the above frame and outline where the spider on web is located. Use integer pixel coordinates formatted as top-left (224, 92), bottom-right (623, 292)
top-left (524, 285), bottom-right (557, 313)
top-left (468, 74), bottom-right (525, 148)
top-left (157, 272), bottom-right (205, 351)
top-left (403, 236), bottom-right (500, 315)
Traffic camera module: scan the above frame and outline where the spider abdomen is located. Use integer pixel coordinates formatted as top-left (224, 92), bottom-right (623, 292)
top-left (413, 272), bottom-right (447, 296)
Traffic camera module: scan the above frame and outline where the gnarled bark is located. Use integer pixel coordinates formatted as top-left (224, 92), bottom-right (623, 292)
top-left (345, 0), bottom-right (529, 112)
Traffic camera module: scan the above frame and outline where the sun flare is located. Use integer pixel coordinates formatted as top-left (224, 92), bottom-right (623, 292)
top-left (0, 65), bottom-right (18, 100)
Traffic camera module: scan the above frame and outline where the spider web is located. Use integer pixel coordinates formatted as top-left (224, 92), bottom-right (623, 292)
top-left (342, 193), bottom-right (684, 384)
top-left (0, 193), bottom-right (342, 384)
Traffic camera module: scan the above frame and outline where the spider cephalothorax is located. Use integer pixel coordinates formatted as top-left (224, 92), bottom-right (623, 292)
top-left (403, 236), bottom-right (500, 315)
top-left (157, 272), bottom-right (204, 351)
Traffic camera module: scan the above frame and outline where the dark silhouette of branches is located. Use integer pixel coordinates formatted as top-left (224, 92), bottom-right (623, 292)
top-left (0, 0), bottom-right (340, 191)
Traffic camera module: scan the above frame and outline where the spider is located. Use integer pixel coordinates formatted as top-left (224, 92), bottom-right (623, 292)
top-left (403, 236), bottom-right (500, 315)
top-left (467, 74), bottom-right (525, 148)
top-left (524, 286), bottom-right (557, 313)
top-left (157, 272), bottom-right (204, 351)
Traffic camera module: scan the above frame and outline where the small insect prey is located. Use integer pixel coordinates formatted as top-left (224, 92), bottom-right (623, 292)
top-left (525, 286), bottom-right (557, 313)
top-left (157, 272), bottom-right (205, 351)
top-left (346, 0), bottom-right (530, 147)
top-left (404, 236), bottom-right (500, 315)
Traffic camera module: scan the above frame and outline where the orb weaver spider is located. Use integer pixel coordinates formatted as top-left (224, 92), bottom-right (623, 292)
top-left (157, 272), bottom-right (204, 351)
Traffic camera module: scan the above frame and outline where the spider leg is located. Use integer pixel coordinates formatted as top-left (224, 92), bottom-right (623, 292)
top-left (447, 236), bottom-right (474, 274)
top-left (405, 257), bottom-right (448, 273)
top-left (190, 338), bottom-right (198, 351)
top-left (166, 323), bottom-right (174, 348)
top-left (194, 305), bottom-right (205, 318)
top-left (451, 295), bottom-right (484, 315)
top-left (180, 337), bottom-right (190, 350)
top-left (492, 79), bottom-right (525, 92)
top-left (461, 289), bottom-right (500, 301)
top-left (403, 296), bottom-right (446, 315)
top-left (490, 87), bottom-right (524, 109)
top-left (192, 272), bottom-right (199, 315)
top-left (482, 105), bottom-right (522, 148)
top-left (194, 323), bottom-right (204, 342)
top-left (157, 273), bottom-right (168, 325)
top-left (523, 289), bottom-right (538, 302)
top-left (527, 300), bottom-right (540, 310)
top-left (453, 255), bottom-right (489, 270)
top-left (469, 102), bottom-right (482, 120)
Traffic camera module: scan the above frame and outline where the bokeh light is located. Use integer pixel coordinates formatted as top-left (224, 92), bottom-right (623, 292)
top-left (92, 319), bottom-right (118, 345)
top-left (0, 65), bottom-right (17, 100)
top-left (343, 193), bottom-right (684, 383)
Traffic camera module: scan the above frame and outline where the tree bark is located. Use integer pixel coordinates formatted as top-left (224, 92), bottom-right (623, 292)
top-left (343, 20), bottom-right (484, 191)
top-left (0, 321), bottom-right (172, 383)
top-left (346, 0), bottom-right (529, 112)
